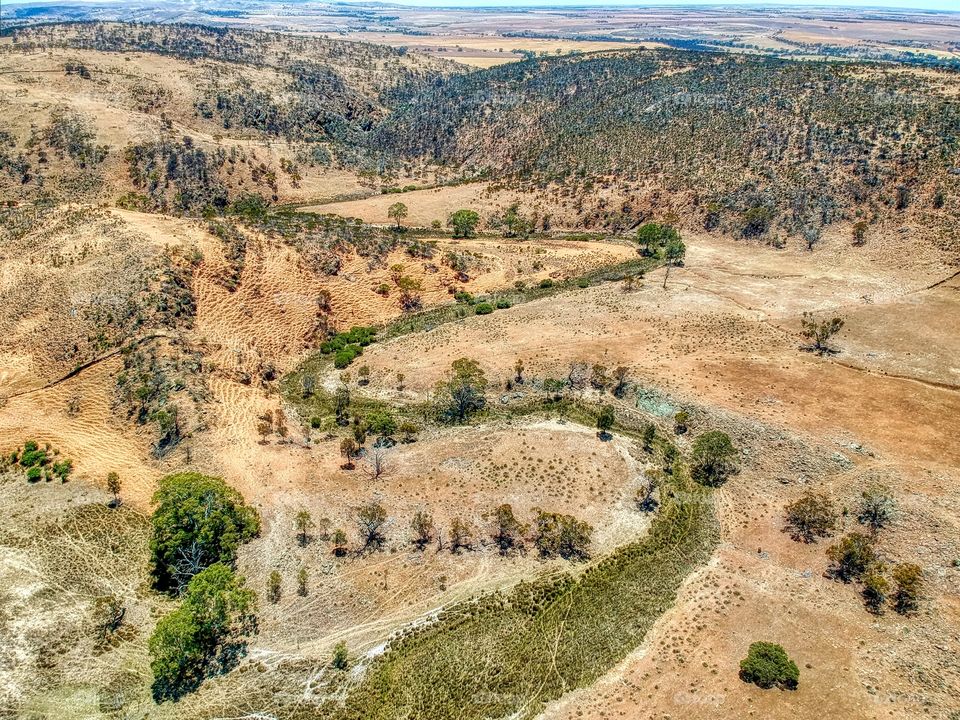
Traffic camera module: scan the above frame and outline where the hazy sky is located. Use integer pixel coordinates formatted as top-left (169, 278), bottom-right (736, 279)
top-left (377, 0), bottom-right (959, 9)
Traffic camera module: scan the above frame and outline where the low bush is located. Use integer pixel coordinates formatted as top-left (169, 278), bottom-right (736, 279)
top-left (474, 302), bottom-right (494, 315)
top-left (739, 642), bottom-right (799, 690)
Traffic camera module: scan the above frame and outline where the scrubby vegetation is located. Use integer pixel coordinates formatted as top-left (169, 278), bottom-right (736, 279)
top-left (3, 440), bottom-right (73, 482)
top-left (317, 435), bottom-right (717, 720)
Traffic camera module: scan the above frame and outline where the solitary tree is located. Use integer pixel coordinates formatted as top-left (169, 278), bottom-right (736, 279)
top-left (514, 358), bottom-right (525, 384)
top-left (106, 471), bottom-right (121, 507)
top-left (800, 312), bottom-right (844, 355)
top-left (331, 528), bottom-right (348, 556)
top-left (857, 486), bottom-right (896, 533)
top-left (827, 532), bottom-right (878, 582)
top-left (355, 500), bottom-right (388, 550)
top-left (784, 491), bottom-right (837, 543)
top-left (448, 209), bottom-right (480, 239)
top-left (297, 567), bottom-right (308, 597)
top-left (267, 570), bottom-right (282, 604)
top-left (690, 431), bottom-right (739, 486)
top-left (662, 234), bottom-right (686, 289)
top-left (295, 509), bottom-right (313, 547)
top-left (435, 358), bottom-right (488, 423)
top-left (364, 446), bottom-right (390, 481)
top-left (596, 404), bottom-right (615, 438)
top-left (449, 517), bottom-right (474, 553)
top-left (332, 641), bottom-right (349, 670)
top-left (739, 642), bottom-right (799, 690)
top-left (612, 366), bottom-right (630, 398)
top-left (340, 437), bottom-right (358, 469)
top-left (641, 422), bottom-right (656, 452)
top-left (387, 201), bottom-right (408, 229)
top-left (491, 504), bottom-right (526, 554)
top-left (861, 564), bottom-right (889, 614)
top-left (410, 509), bottom-right (435, 549)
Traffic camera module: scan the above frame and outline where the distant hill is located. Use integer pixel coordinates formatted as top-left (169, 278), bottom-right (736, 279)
top-left (374, 50), bottom-right (960, 245)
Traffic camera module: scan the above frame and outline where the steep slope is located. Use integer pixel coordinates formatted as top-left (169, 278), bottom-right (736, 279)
top-left (376, 50), bottom-right (960, 249)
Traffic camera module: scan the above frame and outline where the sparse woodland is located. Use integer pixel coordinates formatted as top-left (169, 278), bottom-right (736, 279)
top-left (0, 16), bottom-right (956, 720)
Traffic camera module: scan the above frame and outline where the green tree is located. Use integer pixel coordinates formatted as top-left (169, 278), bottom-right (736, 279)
top-left (331, 528), bottom-right (348, 556)
top-left (297, 567), bottom-right (308, 597)
top-left (534, 510), bottom-right (592, 560)
top-left (356, 500), bottom-right (388, 550)
top-left (891, 562), bottom-right (923, 615)
top-left (435, 358), bottom-right (488, 423)
top-left (826, 532), bottom-right (878, 582)
top-left (641, 422), bottom-right (656, 452)
top-left (662, 234), bottom-right (686, 288)
top-left (739, 642), bottom-right (799, 690)
top-left (862, 564), bottom-right (889, 614)
top-left (295, 509), bottom-right (313, 547)
top-left (332, 641), bottom-right (349, 670)
top-left (491, 504), bottom-right (526, 555)
top-left (149, 564), bottom-right (256, 701)
top-left (387, 201), bottom-right (408, 229)
top-left (149, 473), bottom-right (260, 593)
top-left (690, 431), bottom-right (738, 486)
top-left (410, 509), bottom-right (435, 549)
top-left (784, 491), bottom-right (837, 543)
top-left (596, 404), bottom-right (615, 437)
top-left (106, 471), bottom-right (121, 507)
top-left (448, 209), bottom-right (480, 239)
top-left (267, 570), bottom-right (282, 604)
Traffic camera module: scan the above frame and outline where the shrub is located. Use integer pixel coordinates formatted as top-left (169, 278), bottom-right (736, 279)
top-left (538, 278), bottom-right (554, 289)
top-left (784, 491), bottom-right (837, 542)
top-left (334, 345), bottom-right (363, 369)
top-left (332, 641), bottom-right (349, 670)
top-left (891, 563), bottom-right (923, 615)
top-left (862, 564), bottom-right (889, 614)
top-left (857, 486), bottom-right (896, 532)
top-left (690, 431), bottom-right (738, 486)
top-left (739, 642), bottom-right (799, 690)
top-left (366, 410), bottom-right (397, 438)
top-left (534, 510), bottom-right (592, 560)
top-left (495, 298), bottom-right (511, 309)
top-left (474, 302), bottom-right (494, 315)
top-left (149, 564), bottom-right (255, 701)
top-left (454, 290), bottom-right (475, 304)
top-left (149, 473), bottom-right (260, 593)
top-left (826, 532), bottom-right (877, 582)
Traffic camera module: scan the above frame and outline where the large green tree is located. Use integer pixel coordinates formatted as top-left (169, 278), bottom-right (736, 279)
top-left (448, 209), bottom-right (480, 239)
top-left (149, 564), bottom-right (256, 701)
top-left (150, 472), bottom-right (260, 593)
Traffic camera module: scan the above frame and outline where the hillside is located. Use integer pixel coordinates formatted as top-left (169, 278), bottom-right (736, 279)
top-left (0, 19), bottom-right (959, 720)
top-left (376, 50), bottom-right (960, 251)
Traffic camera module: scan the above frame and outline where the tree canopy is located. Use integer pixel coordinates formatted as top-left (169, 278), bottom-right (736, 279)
top-left (149, 564), bottom-right (256, 701)
top-left (149, 472), bottom-right (260, 593)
